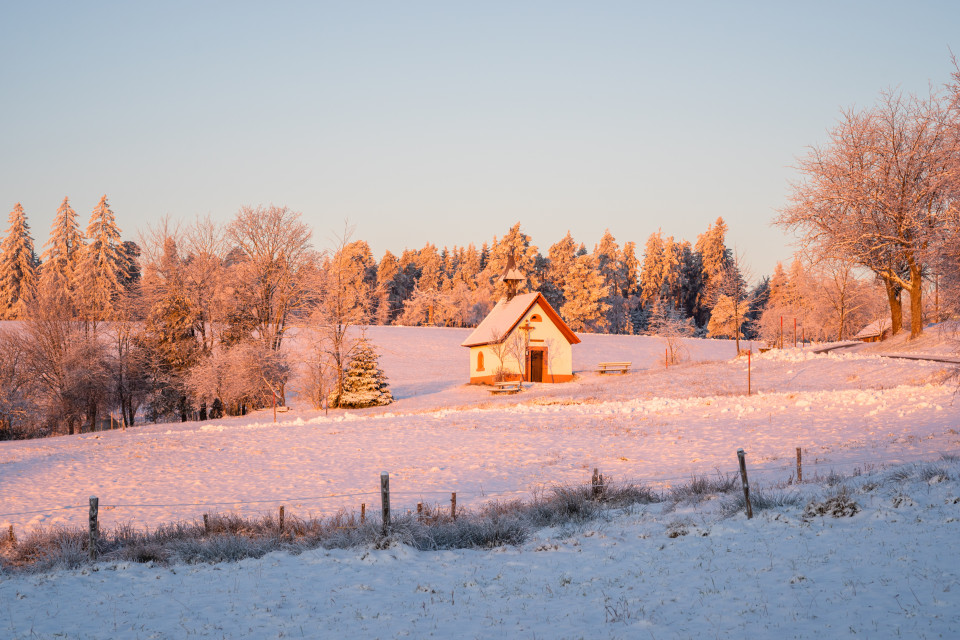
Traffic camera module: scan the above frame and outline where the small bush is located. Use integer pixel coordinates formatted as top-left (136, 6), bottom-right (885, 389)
top-left (803, 489), bottom-right (860, 518)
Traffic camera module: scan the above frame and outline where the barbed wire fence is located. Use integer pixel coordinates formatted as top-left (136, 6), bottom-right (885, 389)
top-left (3, 443), bottom-right (958, 543)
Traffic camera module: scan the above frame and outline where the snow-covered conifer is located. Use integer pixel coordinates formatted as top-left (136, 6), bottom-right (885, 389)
top-left (543, 231), bottom-right (578, 310)
top-left (559, 254), bottom-right (609, 332)
top-left (40, 197), bottom-right (84, 297)
top-left (75, 195), bottom-right (124, 322)
top-left (639, 231), bottom-right (666, 304)
top-left (330, 338), bottom-right (393, 408)
top-left (0, 203), bottom-right (39, 319)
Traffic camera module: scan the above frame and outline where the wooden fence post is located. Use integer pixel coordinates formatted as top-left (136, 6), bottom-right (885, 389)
top-left (451, 492), bottom-right (457, 520)
top-left (748, 350), bottom-right (751, 396)
top-left (591, 468), bottom-right (604, 498)
top-left (380, 472), bottom-right (391, 536)
top-left (8, 524), bottom-right (15, 545)
top-left (736, 450), bottom-right (753, 519)
top-left (279, 505), bottom-right (285, 533)
top-left (203, 513), bottom-right (209, 534)
top-left (796, 447), bottom-right (802, 483)
top-left (361, 503), bottom-right (366, 525)
top-left (417, 502), bottom-right (423, 522)
top-left (89, 496), bottom-right (99, 560)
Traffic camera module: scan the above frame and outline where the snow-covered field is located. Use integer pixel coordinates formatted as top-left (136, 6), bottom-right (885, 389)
top-left (2, 327), bottom-right (960, 638)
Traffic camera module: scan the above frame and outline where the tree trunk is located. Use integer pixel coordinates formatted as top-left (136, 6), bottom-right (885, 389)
top-left (883, 278), bottom-right (903, 335)
top-left (909, 264), bottom-right (924, 339)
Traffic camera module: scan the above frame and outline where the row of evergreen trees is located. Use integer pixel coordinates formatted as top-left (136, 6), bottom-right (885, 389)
top-left (0, 201), bottom-right (752, 337)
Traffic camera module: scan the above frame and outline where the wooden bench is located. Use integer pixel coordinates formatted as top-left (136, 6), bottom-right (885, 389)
top-left (490, 380), bottom-right (523, 394)
top-left (597, 361), bottom-right (631, 374)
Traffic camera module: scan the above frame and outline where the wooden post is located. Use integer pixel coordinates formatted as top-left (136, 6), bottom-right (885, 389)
top-left (796, 447), bottom-right (803, 483)
top-left (747, 350), bottom-right (751, 396)
top-left (794, 318), bottom-right (797, 347)
top-left (736, 450), bottom-right (753, 519)
top-left (780, 316), bottom-right (783, 349)
top-left (279, 505), bottom-right (285, 533)
top-left (591, 468), bottom-right (604, 498)
top-left (203, 513), bottom-right (209, 534)
top-left (665, 347), bottom-right (669, 368)
top-left (451, 492), bottom-right (457, 520)
top-left (361, 503), bottom-right (366, 524)
top-left (417, 502), bottom-right (423, 522)
top-left (8, 524), bottom-right (15, 545)
top-left (272, 393), bottom-right (277, 423)
top-left (380, 472), bottom-right (391, 535)
top-left (89, 496), bottom-right (99, 560)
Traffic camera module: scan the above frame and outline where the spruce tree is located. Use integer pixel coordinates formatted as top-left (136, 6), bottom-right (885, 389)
top-left (482, 223), bottom-right (539, 300)
top-left (639, 231), bottom-right (666, 304)
top-left (543, 231), bottom-right (578, 310)
top-left (40, 197), bottom-right (84, 298)
top-left (75, 195), bottom-right (124, 323)
top-left (559, 254), bottom-right (609, 332)
top-left (331, 338), bottom-right (393, 408)
top-left (0, 203), bottom-right (39, 319)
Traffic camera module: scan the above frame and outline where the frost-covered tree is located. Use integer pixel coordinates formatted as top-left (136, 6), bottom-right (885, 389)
top-left (329, 338), bottom-right (393, 408)
top-left (39, 197), bottom-right (84, 300)
top-left (777, 89), bottom-right (955, 338)
top-left (74, 195), bottom-right (124, 325)
top-left (482, 223), bottom-right (539, 300)
top-left (0, 203), bottom-right (39, 319)
top-left (373, 250), bottom-right (402, 325)
top-left (226, 204), bottom-right (314, 352)
top-left (594, 230), bottom-right (631, 333)
top-left (639, 231), bottom-right (666, 305)
top-left (648, 297), bottom-right (692, 364)
top-left (543, 231), bottom-right (578, 310)
top-left (695, 217), bottom-right (732, 316)
top-left (560, 254), bottom-right (609, 332)
top-left (707, 294), bottom-right (748, 342)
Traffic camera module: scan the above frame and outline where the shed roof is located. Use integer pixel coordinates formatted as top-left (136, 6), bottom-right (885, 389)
top-left (461, 292), bottom-right (580, 347)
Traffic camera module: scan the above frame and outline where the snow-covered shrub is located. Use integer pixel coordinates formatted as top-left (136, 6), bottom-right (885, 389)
top-left (803, 488), bottom-right (860, 518)
top-left (329, 338), bottom-right (393, 408)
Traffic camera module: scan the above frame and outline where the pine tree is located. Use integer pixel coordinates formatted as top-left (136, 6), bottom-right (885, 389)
top-left (559, 254), bottom-right (609, 332)
top-left (331, 338), bottom-right (393, 408)
top-left (40, 197), bottom-right (84, 299)
top-left (0, 203), bottom-right (39, 319)
top-left (75, 195), bottom-right (124, 323)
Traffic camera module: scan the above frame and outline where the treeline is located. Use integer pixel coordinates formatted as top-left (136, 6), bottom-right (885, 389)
top-left (0, 196), bottom-right (898, 440)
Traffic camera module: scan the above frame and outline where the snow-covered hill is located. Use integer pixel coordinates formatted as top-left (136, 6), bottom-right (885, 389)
top-left (2, 327), bottom-right (959, 638)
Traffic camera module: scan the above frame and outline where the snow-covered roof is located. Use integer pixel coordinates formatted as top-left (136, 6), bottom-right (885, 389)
top-left (854, 318), bottom-right (891, 340)
top-left (461, 292), bottom-right (580, 347)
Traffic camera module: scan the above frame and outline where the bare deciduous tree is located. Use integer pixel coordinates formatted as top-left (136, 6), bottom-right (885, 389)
top-left (226, 205), bottom-right (314, 352)
top-left (778, 89), bottom-right (957, 338)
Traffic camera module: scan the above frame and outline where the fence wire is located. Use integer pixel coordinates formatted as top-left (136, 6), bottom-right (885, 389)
top-left (3, 445), bottom-right (958, 524)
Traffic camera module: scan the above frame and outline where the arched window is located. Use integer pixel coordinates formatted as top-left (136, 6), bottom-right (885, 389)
top-left (477, 351), bottom-right (485, 371)
top-left (530, 314), bottom-right (542, 322)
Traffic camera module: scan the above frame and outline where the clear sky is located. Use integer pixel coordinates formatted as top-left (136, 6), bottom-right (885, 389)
top-left (2, 1), bottom-right (958, 278)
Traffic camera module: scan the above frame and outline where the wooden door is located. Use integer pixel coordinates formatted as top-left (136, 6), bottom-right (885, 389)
top-left (530, 350), bottom-right (544, 382)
